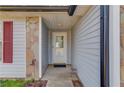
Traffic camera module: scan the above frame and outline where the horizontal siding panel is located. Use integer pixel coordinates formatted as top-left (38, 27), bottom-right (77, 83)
top-left (13, 32), bottom-right (25, 34)
top-left (13, 50), bottom-right (25, 53)
top-left (13, 42), bottom-right (25, 45)
top-left (13, 26), bottom-right (25, 29)
top-left (13, 22), bottom-right (25, 25)
top-left (13, 36), bottom-right (25, 38)
top-left (0, 19), bottom-right (26, 78)
top-left (13, 56), bottom-right (25, 59)
top-left (76, 6), bottom-right (100, 31)
top-left (72, 6), bottom-right (100, 87)
top-left (41, 20), bottom-right (48, 75)
top-left (78, 16), bottom-right (100, 34)
top-left (0, 63), bottom-right (24, 66)
top-left (77, 27), bottom-right (100, 37)
top-left (0, 72), bottom-right (25, 78)
top-left (0, 68), bottom-right (25, 72)
top-left (76, 43), bottom-right (100, 47)
top-left (77, 27), bottom-right (100, 38)
top-left (76, 36), bottom-right (100, 43)
top-left (77, 35), bottom-right (100, 42)
top-left (74, 54), bottom-right (99, 64)
top-left (13, 38), bottom-right (25, 40)
top-left (0, 63), bottom-right (25, 65)
top-left (12, 48), bottom-right (25, 51)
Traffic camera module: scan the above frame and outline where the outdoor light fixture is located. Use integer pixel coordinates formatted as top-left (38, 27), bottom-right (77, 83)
top-left (68, 5), bottom-right (77, 16)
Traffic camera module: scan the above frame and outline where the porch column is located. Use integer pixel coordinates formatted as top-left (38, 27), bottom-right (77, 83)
top-left (109, 5), bottom-right (120, 87)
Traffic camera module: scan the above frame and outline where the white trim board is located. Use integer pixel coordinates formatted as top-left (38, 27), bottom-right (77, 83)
top-left (109, 5), bottom-right (120, 87)
top-left (39, 16), bottom-right (42, 78)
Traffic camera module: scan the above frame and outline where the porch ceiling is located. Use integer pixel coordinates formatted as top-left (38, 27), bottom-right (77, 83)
top-left (42, 13), bottom-right (80, 30)
top-left (42, 5), bottom-right (91, 30)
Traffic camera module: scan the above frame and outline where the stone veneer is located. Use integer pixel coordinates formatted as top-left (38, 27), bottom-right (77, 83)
top-left (26, 17), bottom-right (39, 79)
top-left (121, 6), bottom-right (124, 83)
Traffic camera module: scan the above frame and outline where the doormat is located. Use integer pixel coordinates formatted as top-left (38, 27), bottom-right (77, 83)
top-left (54, 64), bottom-right (66, 67)
top-left (25, 80), bottom-right (47, 87)
top-left (72, 80), bottom-right (83, 87)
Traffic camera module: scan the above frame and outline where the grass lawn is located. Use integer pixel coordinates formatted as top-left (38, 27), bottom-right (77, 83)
top-left (0, 79), bottom-right (33, 87)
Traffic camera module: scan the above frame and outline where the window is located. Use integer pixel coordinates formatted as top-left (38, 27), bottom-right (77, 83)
top-left (3, 21), bottom-right (13, 63)
top-left (55, 36), bottom-right (64, 48)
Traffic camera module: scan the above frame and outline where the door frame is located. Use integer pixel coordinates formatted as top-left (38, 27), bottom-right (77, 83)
top-left (51, 32), bottom-right (67, 64)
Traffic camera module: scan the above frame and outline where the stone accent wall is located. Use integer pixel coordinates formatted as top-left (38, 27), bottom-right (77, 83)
top-left (121, 6), bottom-right (124, 82)
top-left (26, 17), bottom-right (39, 79)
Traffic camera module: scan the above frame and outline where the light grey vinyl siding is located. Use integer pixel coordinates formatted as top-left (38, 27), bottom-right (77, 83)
top-left (41, 19), bottom-right (48, 74)
top-left (72, 6), bottom-right (100, 87)
top-left (67, 30), bottom-right (71, 64)
top-left (0, 18), bottom-right (26, 78)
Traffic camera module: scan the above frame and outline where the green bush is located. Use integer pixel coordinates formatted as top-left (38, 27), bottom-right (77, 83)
top-left (0, 79), bottom-right (32, 87)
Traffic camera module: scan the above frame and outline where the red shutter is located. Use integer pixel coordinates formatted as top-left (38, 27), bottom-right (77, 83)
top-left (3, 21), bottom-right (13, 63)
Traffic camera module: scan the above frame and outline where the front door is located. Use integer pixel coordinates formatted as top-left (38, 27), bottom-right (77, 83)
top-left (52, 32), bottom-right (67, 64)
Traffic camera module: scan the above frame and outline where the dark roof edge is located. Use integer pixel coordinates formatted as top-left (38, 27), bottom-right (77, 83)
top-left (0, 5), bottom-right (69, 12)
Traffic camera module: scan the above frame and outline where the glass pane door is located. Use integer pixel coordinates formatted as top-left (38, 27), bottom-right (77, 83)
top-left (55, 36), bottom-right (64, 48)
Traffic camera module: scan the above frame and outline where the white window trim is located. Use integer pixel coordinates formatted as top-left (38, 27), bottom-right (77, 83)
top-left (0, 21), bottom-right (2, 63)
top-left (0, 21), bottom-right (3, 64)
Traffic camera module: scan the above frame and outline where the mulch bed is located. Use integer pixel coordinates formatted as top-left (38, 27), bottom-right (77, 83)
top-left (72, 80), bottom-right (83, 87)
top-left (121, 83), bottom-right (124, 87)
top-left (25, 80), bottom-right (48, 87)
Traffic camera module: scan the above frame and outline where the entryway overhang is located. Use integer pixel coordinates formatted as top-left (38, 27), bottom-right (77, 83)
top-left (0, 5), bottom-right (77, 16)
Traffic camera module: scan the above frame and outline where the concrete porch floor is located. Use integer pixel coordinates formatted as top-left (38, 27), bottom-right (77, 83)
top-left (41, 65), bottom-right (79, 87)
